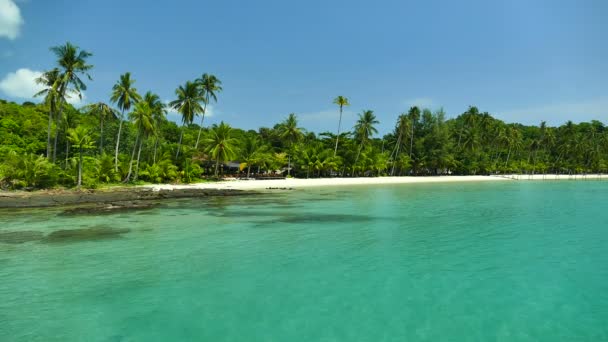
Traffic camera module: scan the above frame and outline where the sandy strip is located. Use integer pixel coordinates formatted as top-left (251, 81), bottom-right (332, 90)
top-left (142, 174), bottom-right (607, 191)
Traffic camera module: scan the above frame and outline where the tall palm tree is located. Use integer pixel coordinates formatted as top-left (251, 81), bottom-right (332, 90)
top-left (169, 81), bottom-right (205, 159)
top-left (142, 91), bottom-right (167, 163)
top-left (407, 106), bottom-right (421, 158)
top-left (49, 42), bottom-right (93, 163)
top-left (333, 95), bottom-right (350, 157)
top-left (390, 113), bottom-right (410, 176)
top-left (203, 122), bottom-right (239, 177)
top-left (110, 72), bottom-right (141, 172)
top-left (353, 110), bottom-right (379, 172)
top-left (67, 126), bottom-right (95, 189)
top-left (34, 68), bottom-right (63, 159)
top-left (124, 101), bottom-right (155, 181)
top-left (84, 102), bottom-right (118, 154)
top-left (239, 135), bottom-right (268, 178)
top-left (194, 73), bottom-right (222, 149)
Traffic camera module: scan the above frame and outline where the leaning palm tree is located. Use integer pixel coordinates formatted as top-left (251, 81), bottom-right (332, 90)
top-left (203, 122), bottom-right (239, 177)
top-left (67, 126), bottom-right (95, 189)
top-left (390, 113), bottom-right (410, 175)
top-left (49, 42), bottom-right (93, 163)
top-left (124, 101), bottom-right (155, 182)
top-left (169, 81), bottom-right (205, 159)
top-left (110, 72), bottom-right (141, 172)
top-left (407, 106), bottom-right (421, 158)
top-left (34, 68), bottom-right (63, 159)
top-left (194, 73), bottom-right (222, 149)
top-left (333, 95), bottom-right (350, 157)
top-left (353, 110), bottom-right (379, 173)
top-left (83, 102), bottom-right (118, 154)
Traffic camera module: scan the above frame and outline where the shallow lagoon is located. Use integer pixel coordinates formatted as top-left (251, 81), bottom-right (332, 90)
top-left (1, 181), bottom-right (607, 341)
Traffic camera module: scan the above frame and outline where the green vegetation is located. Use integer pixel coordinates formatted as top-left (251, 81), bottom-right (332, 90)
top-left (1, 42), bottom-right (608, 190)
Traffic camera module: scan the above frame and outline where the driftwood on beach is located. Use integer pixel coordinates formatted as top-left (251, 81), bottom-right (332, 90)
top-left (0, 187), bottom-right (254, 208)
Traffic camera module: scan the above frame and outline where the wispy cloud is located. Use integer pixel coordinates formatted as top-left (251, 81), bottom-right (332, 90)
top-left (298, 108), bottom-right (357, 133)
top-left (497, 97), bottom-right (608, 125)
top-left (0, 0), bottom-right (23, 40)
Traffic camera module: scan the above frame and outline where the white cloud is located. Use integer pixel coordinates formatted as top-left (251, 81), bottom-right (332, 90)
top-left (497, 97), bottom-right (608, 126)
top-left (298, 108), bottom-right (357, 133)
top-left (0, 0), bottom-right (23, 40)
top-left (403, 97), bottom-right (435, 109)
top-left (0, 68), bottom-right (43, 99)
top-left (65, 92), bottom-right (86, 107)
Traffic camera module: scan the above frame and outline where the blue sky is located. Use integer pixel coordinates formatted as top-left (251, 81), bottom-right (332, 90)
top-left (1, 0), bottom-right (607, 134)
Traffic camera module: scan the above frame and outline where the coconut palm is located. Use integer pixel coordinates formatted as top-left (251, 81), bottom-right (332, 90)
top-left (407, 106), bottom-right (421, 158)
top-left (49, 42), bottom-right (93, 163)
top-left (390, 113), bottom-right (410, 175)
top-left (124, 101), bottom-right (155, 182)
top-left (194, 73), bottom-right (222, 149)
top-left (278, 113), bottom-right (304, 147)
top-left (34, 68), bottom-right (63, 159)
top-left (353, 110), bottom-right (379, 172)
top-left (239, 135), bottom-right (268, 178)
top-left (203, 122), bottom-right (239, 177)
top-left (142, 91), bottom-right (167, 163)
top-left (110, 72), bottom-right (141, 172)
top-left (84, 102), bottom-right (118, 154)
top-left (67, 126), bottom-right (95, 188)
top-left (169, 81), bottom-right (205, 159)
top-left (333, 95), bottom-right (350, 157)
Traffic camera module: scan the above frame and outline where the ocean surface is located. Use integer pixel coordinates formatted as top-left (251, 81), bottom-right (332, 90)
top-left (1, 181), bottom-right (607, 341)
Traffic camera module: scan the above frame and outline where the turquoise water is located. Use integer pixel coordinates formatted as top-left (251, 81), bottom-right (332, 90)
top-left (1, 181), bottom-right (607, 341)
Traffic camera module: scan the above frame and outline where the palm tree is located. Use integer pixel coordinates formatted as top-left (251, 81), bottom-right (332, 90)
top-left (169, 81), bottom-right (205, 159)
top-left (49, 42), bottom-right (93, 163)
top-left (203, 122), bottom-right (239, 177)
top-left (34, 68), bottom-right (63, 159)
top-left (194, 73), bottom-right (222, 149)
top-left (239, 135), bottom-right (268, 178)
top-left (278, 113), bottom-right (304, 147)
top-left (84, 102), bottom-right (118, 154)
top-left (407, 106), bottom-right (421, 158)
top-left (142, 91), bottom-right (167, 163)
top-left (124, 101), bottom-right (154, 182)
top-left (67, 126), bottom-right (95, 188)
top-left (353, 110), bottom-right (379, 173)
top-left (333, 95), bottom-right (350, 157)
top-left (390, 113), bottom-right (410, 175)
top-left (110, 72), bottom-right (141, 172)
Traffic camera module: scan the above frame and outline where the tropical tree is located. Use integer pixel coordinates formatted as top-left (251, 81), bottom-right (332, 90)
top-left (239, 135), bottom-right (268, 178)
top-left (407, 106), bottom-right (421, 158)
top-left (203, 122), bottom-right (239, 177)
top-left (333, 95), bottom-right (350, 157)
top-left (124, 101), bottom-right (154, 182)
top-left (169, 81), bottom-right (205, 158)
top-left (353, 110), bottom-right (379, 171)
top-left (84, 102), bottom-right (118, 154)
top-left (34, 68), bottom-right (63, 159)
top-left (278, 113), bottom-right (304, 148)
top-left (110, 72), bottom-right (141, 172)
top-left (67, 126), bottom-right (95, 188)
top-left (194, 73), bottom-right (222, 149)
top-left (49, 42), bottom-right (93, 163)
top-left (142, 91), bottom-right (167, 163)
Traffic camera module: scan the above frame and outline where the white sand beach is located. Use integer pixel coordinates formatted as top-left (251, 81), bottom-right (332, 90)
top-left (143, 174), bottom-right (606, 192)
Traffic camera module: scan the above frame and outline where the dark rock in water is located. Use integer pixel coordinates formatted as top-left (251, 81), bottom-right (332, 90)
top-left (0, 230), bottom-right (44, 244)
top-left (44, 227), bottom-right (131, 243)
top-left (59, 201), bottom-right (158, 216)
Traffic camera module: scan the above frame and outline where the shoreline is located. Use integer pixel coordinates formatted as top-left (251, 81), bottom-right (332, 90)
top-left (144, 174), bottom-right (606, 191)
top-left (1, 174), bottom-right (605, 208)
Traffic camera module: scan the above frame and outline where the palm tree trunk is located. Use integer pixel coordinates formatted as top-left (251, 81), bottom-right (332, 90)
top-left (124, 130), bottom-right (140, 182)
top-left (65, 139), bottom-right (70, 167)
top-left (409, 124), bottom-right (414, 158)
top-left (194, 97), bottom-right (209, 149)
top-left (333, 105), bottom-right (343, 157)
top-left (353, 142), bottom-right (364, 177)
top-left (99, 116), bottom-right (104, 154)
top-left (247, 165), bottom-right (251, 179)
top-left (114, 110), bottom-right (124, 172)
top-left (134, 136), bottom-right (144, 181)
top-left (46, 109), bottom-right (54, 159)
top-left (391, 132), bottom-right (402, 176)
top-left (214, 155), bottom-right (220, 177)
top-left (77, 147), bottom-right (83, 188)
top-left (176, 125), bottom-right (184, 159)
top-left (153, 137), bottom-right (159, 164)
top-left (52, 98), bottom-right (66, 163)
